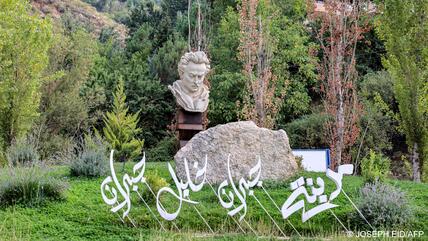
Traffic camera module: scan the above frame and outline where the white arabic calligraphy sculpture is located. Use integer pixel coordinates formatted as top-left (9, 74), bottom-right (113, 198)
top-left (156, 156), bottom-right (208, 221)
top-left (101, 150), bottom-right (147, 219)
top-left (217, 155), bottom-right (262, 221)
top-left (281, 164), bottom-right (354, 222)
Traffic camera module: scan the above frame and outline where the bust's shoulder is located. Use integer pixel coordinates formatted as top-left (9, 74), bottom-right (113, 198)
top-left (200, 84), bottom-right (210, 96)
top-left (173, 80), bottom-right (184, 89)
top-left (169, 80), bottom-right (182, 92)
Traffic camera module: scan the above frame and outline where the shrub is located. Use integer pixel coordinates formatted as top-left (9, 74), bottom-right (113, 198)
top-left (6, 136), bottom-right (40, 166)
top-left (354, 182), bottom-right (413, 228)
top-left (0, 166), bottom-right (66, 207)
top-left (354, 71), bottom-right (397, 164)
top-left (360, 150), bottom-right (391, 183)
top-left (70, 134), bottom-right (108, 178)
top-left (282, 113), bottom-right (328, 148)
top-left (141, 171), bottom-right (168, 203)
top-left (294, 155), bottom-right (303, 171)
top-left (359, 71), bottom-right (395, 107)
top-left (39, 133), bottom-right (77, 165)
top-left (147, 135), bottom-right (178, 162)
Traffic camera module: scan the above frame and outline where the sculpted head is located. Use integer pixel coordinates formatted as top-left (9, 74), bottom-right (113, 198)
top-left (178, 51), bottom-right (210, 94)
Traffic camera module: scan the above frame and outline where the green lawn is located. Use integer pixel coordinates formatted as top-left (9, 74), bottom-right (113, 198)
top-left (0, 162), bottom-right (427, 240)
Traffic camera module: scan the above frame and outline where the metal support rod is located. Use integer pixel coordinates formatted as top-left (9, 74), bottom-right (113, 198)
top-left (342, 190), bottom-right (374, 230)
top-left (144, 183), bottom-right (181, 232)
top-left (251, 194), bottom-right (288, 238)
top-left (260, 185), bottom-right (302, 237)
top-left (192, 205), bottom-right (215, 233)
top-left (329, 209), bottom-right (349, 233)
top-left (135, 191), bottom-right (167, 232)
top-left (207, 181), bottom-right (258, 236)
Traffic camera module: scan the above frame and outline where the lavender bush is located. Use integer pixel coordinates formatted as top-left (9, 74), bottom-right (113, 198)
top-left (70, 134), bottom-right (108, 178)
top-left (0, 166), bottom-right (66, 206)
top-left (6, 136), bottom-right (40, 166)
top-left (355, 182), bottom-right (413, 228)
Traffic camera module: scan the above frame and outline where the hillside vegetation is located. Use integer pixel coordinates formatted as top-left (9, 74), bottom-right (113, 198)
top-left (31, 0), bottom-right (128, 42)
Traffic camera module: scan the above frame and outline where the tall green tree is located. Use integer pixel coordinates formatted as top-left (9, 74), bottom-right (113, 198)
top-left (103, 80), bottom-right (144, 167)
top-left (0, 0), bottom-right (52, 152)
top-left (208, 6), bottom-right (246, 126)
top-left (124, 51), bottom-right (175, 147)
top-left (84, 36), bottom-right (126, 116)
top-left (152, 32), bottom-right (188, 85)
top-left (41, 21), bottom-right (98, 136)
top-left (377, 0), bottom-right (428, 182)
top-left (126, 1), bottom-right (173, 49)
top-left (269, 1), bottom-right (317, 123)
top-left (35, 19), bottom-right (99, 159)
top-left (355, 71), bottom-right (398, 164)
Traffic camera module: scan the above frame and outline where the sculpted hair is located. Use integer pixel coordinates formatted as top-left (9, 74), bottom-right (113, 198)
top-left (178, 51), bottom-right (211, 76)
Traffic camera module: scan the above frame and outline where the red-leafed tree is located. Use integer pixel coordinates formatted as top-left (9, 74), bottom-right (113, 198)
top-left (308, 0), bottom-right (373, 169)
top-left (238, 0), bottom-right (282, 128)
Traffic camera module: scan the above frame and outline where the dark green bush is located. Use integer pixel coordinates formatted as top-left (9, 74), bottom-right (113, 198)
top-left (353, 182), bottom-right (413, 228)
top-left (282, 113), bottom-right (328, 148)
top-left (208, 72), bottom-right (246, 126)
top-left (147, 135), bottom-right (178, 162)
top-left (0, 166), bottom-right (66, 207)
top-left (354, 71), bottom-right (397, 162)
top-left (6, 137), bottom-right (40, 166)
top-left (70, 134), bottom-right (108, 178)
top-left (360, 150), bottom-right (391, 183)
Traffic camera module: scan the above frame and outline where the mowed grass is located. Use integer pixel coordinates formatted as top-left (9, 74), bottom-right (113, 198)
top-left (0, 162), bottom-right (427, 240)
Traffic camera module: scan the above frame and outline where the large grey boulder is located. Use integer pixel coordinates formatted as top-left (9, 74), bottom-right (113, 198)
top-left (174, 121), bottom-right (298, 184)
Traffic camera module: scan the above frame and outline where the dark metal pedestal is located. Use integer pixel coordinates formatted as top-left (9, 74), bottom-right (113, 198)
top-left (177, 110), bottom-right (204, 148)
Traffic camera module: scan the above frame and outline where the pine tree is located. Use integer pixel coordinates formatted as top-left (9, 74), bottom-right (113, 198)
top-left (103, 79), bottom-right (144, 170)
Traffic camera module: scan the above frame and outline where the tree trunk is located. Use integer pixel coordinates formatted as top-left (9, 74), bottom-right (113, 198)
top-left (412, 142), bottom-right (421, 182)
top-left (256, 15), bottom-right (266, 127)
top-left (335, 90), bottom-right (345, 169)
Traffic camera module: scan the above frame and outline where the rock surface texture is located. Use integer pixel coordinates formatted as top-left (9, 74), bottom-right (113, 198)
top-left (174, 121), bottom-right (298, 184)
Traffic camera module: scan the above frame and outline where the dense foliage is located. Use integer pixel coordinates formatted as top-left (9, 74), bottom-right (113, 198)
top-left (0, 0), bottom-right (52, 154)
top-left (283, 113), bottom-right (328, 148)
top-left (360, 150), bottom-right (391, 183)
top-left (146, 135), bottom-right (178, 162)
top-left (38, 19), bottom-right (99, 160)
top-left (0, 1), bottom-right (427, 239)
top-left (357, 71), bottom-right (397, 159)
top-left (376, 0), bottom-right (428, 182)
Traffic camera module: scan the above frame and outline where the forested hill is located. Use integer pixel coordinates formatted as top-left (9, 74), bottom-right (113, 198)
top-left (31, 0), bottom-right (128, 42)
